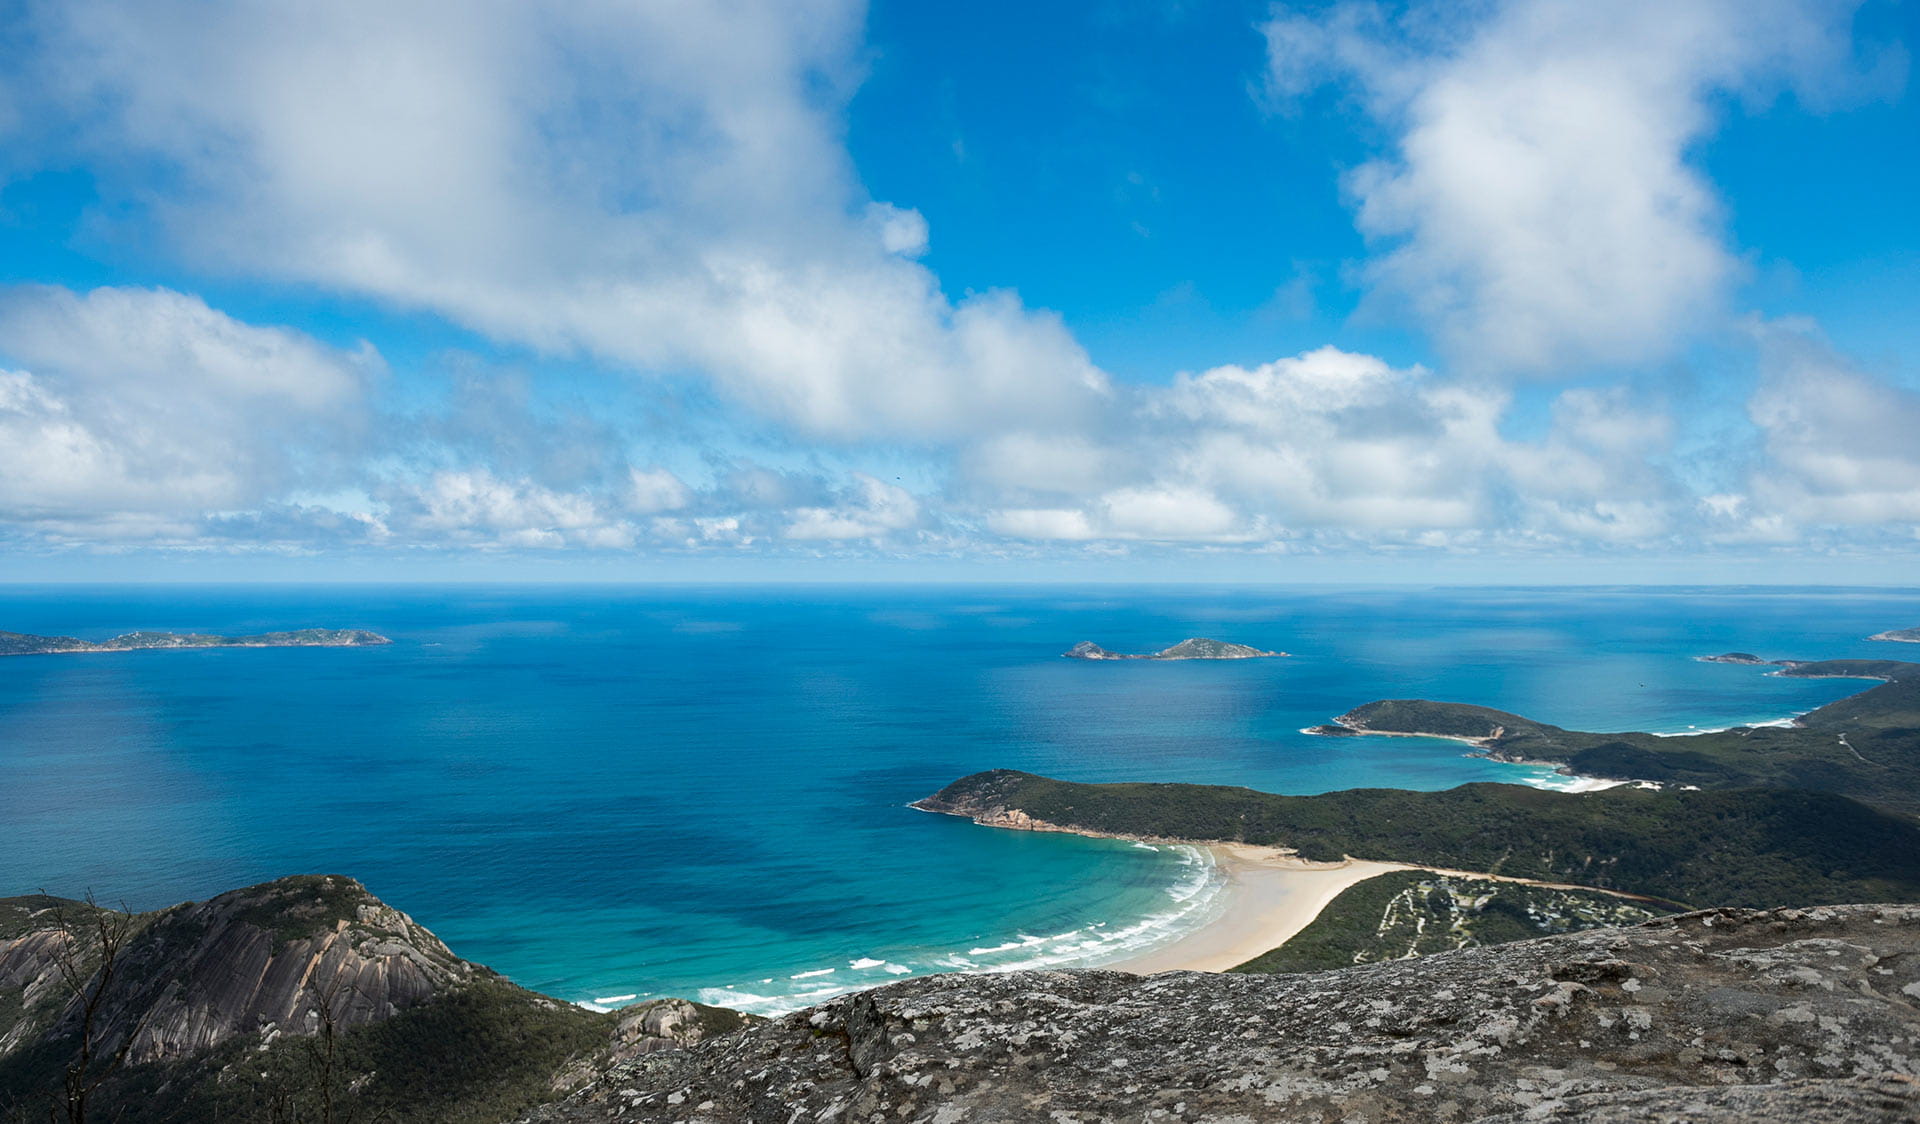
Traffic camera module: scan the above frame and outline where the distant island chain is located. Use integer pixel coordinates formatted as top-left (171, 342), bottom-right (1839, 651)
top-left (0, 628), bottom-right (390, 657)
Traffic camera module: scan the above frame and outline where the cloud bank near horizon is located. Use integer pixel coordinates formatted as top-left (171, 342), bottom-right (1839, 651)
top-left (0, 0), bottom-right (1913, 570)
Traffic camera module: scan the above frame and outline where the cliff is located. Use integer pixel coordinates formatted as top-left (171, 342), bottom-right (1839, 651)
top-left (0, 628), bottom-right (390, 656)
top-left (523, 905), bottom-right (1920, 1123)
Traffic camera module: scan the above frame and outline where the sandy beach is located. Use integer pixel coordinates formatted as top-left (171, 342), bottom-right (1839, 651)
top-left (1105, 843), bottom-right (1671, 975)
top-left (1108, 845), bottom-right (1410, 974)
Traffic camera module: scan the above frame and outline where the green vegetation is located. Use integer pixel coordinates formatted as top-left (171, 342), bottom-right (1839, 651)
top-left (1231, 871), bottom-right (1670, 975)
top-left (225, 874), bottom-right (378, 943)
top-left (166, 980), bottom-right (622, 1124)
top-left (1329, 663), bottom-right (1920, 818)
top-left (919, 771), bottom-right (1920, 908)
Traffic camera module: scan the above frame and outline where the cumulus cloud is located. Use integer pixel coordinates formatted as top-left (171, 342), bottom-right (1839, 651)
top-left (1742, 321), bottom-right (1920, 527)
top-left (7, 0), bottom-right (1107, 440)
top-left (1261, 0), bottom-right (1871, 373)
top-left (972, 346), bottom-right (1684, 548)
top-left (785, 474), bottom-right (921, 541)
top-left (0, 285), bottom-right (374, 520)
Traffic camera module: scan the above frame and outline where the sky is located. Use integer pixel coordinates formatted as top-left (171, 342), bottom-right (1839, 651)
top-left (0, 0), bottom-right (1916, 583)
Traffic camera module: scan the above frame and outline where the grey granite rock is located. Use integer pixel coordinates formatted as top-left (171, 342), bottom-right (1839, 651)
top-left (523, 905), bottom-right (1920, 1123)
top-left (1466, 1075), bottom-right (1920, 1122)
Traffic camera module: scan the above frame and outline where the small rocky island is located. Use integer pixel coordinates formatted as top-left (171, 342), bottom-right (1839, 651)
top-left (1871, 626), bottom-right (1920, 643)
top-left (1064, 637), bottom-right (1285, 660)
top-left (0, 628), bottom-right (390, 657)
top-left (1698, 651), bottom-right (1772, 665)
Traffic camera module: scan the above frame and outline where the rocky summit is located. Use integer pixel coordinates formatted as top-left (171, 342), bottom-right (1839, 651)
top-left (0, 876), bottom-right (751, 1123)
top-left (525, 905), bottom-right (1920, 1124)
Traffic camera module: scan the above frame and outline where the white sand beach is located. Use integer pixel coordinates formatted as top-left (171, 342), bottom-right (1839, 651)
top-left (1106, 843), bottom-right (1670, 975)
top-left (1108, 846), bottom-right (1409, 974)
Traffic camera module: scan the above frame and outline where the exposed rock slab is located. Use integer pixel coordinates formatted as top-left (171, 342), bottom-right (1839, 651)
top-left (1, 875), bottom-right (475, 1065)
top-left (523, 905), bottom-right (1920, 1124)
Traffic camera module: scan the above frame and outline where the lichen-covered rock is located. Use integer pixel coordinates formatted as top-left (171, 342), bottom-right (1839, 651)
top-left (523, 905), bottom-right (1920, 1123)
top-left (1468, 1075), bottom-right (1920, 1122)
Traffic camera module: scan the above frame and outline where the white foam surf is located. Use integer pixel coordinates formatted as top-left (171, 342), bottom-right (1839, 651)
top-left (687, 844), bottom-right (1230, 1018)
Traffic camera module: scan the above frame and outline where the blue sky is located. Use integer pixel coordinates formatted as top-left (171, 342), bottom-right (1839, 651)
top-left (0, 0), bottom-right (1916, 582)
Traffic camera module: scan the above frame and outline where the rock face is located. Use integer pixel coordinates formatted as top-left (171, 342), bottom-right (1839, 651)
top-left (0, 876), bottom-right (475, 1065)
top-left (1064, 637), bottom-right (1285, 660)
top-left (0, 628), bottom-right (390, 656)
top-left (1, 876), bottom-right (753, 1122)
top-left (523, 905), bottom-right (1920, 1124)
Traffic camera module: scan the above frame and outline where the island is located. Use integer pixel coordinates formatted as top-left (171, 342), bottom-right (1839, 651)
top-left (1697, 651), bottom-right (1771, 664)
top-left (0, 627), bottom-right (390, 657)
top-left (1871, 625), bottom-right (1920, 643)
top-left (1063, 637), bottom-right (1286, 660)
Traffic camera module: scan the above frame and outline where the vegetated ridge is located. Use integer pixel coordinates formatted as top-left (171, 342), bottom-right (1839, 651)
top-left (1308, 658), bottom-right (1920, 818)
top-left (1063, 637), bottom-right (1285, 660)
top-left (1229, 870), bottom-right (1671, 975)
top-left (913, 770), bottom-right (1920, 910)
top-left (0, 628), bottom-right (390, 657)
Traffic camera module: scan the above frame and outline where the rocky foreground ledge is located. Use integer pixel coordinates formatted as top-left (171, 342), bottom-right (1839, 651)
top-left (526, 905), bottom-right (1920, 1123)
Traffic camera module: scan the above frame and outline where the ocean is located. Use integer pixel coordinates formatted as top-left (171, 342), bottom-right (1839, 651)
top-left (1, 584), bottom-right (1914, 1014)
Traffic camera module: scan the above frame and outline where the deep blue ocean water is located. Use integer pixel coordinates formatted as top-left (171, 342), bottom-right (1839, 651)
top-left (2, 584), bottom-right (1915, 1013)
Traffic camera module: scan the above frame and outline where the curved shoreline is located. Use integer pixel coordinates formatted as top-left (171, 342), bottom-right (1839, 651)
top-left (1301, 718), bottom-right (1637, 792)
top-left (686, 829), bottom-right (1238, 1016)
top-left (919, 803), bottom-right (1665, 975)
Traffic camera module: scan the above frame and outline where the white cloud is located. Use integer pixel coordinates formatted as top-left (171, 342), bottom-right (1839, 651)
top-left (1158, 347), bottom-right (1504, 530)
top-left (627, 467), bottom-right (692, 515)
top-left (979, 345), bottom-right (1689, 548)
top-left (0, 286), bottom-right (373, 520)
top-left (1262, 0), bottom-right (1868, 373)
top-left (785, 474), bottom-right (921, 541)
top-left (1743, 321), bottom-right (1920, 526)
top-left (10, 0), bottom-right (1107, 440)
top-left (985, 508), bottom-right (1099, 541)
top-left (1099, 486), bottom-right (1242, 540)
top-left (385, 469), bottom-right (636, 549)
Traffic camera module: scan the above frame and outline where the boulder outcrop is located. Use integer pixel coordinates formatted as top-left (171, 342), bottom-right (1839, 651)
top-left (0, 876), bottom-right (474, 1065)
top-left (524, 905), bottom-right (1920, 1123)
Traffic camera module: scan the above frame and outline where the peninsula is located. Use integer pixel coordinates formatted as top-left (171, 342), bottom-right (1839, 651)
top-left (1306, 658), bottom-right (1920, 817)
top-left (0, 628), bottom-right (390, 657)
top-left (1871, 625), bottom-right (1920, 642)
top-left (1064, 637), bottom-right (1285, 660)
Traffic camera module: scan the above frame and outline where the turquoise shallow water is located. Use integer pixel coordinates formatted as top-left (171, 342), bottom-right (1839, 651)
top-left (1, 584), bottom-right (1915, 1013)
